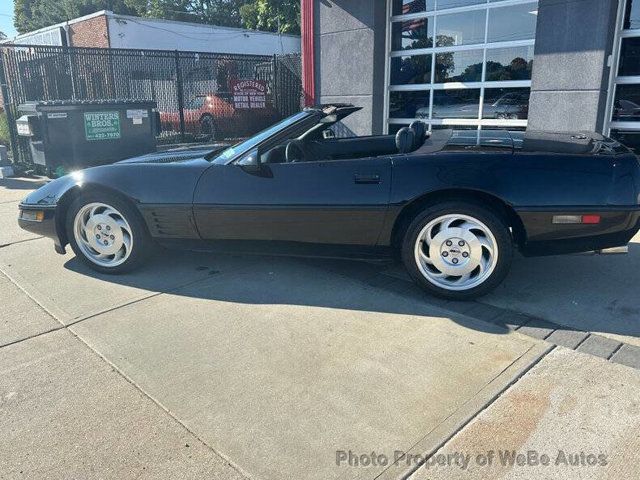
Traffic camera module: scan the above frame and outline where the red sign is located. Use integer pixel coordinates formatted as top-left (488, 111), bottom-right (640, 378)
top-left (231, 79), bottom-right (267, 110)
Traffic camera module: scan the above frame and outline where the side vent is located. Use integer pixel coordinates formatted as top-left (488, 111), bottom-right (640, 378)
top-left (141, 206), bottom-right (199, 239)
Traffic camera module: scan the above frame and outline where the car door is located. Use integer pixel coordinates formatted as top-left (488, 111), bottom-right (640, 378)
top-left (193, 156), bottom-right (392, 245)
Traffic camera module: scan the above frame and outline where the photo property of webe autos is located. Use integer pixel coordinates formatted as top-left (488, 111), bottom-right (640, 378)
top-left (18, 105), bottom-right (640, 300)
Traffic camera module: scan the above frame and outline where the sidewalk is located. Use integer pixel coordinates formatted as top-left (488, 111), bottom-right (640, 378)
top-left (407, 347), bottom-right (640, 480)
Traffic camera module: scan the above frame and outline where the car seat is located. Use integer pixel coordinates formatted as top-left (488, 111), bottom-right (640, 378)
top-left (409, 121), bottom-right (427, 150)
top-left (396, 128), bottom-right (415, 154)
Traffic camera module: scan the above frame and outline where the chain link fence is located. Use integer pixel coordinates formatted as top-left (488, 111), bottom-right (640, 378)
top-left (0, 45), bottom-right (302, 167)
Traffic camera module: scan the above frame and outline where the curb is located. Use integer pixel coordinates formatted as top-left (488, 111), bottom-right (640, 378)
top-left (370, 269), bottom-right (640, 370)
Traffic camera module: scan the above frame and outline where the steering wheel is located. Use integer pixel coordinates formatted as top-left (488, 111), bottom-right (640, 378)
top-left (285, 139), bottom-right (309, 163)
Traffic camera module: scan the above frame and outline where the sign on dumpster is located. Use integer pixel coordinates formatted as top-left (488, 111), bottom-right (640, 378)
top-left (84, 111), bottom-right (121, 141)
top-left (231, 80), bottom-right (267, 109)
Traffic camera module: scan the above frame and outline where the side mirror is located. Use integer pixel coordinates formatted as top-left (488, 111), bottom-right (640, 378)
top-left (323, 129), bottom-right (336, 140)
top-left (237, 148), bottom-right (271, 177)
top-left (237, 148), bottom-right (260, 168)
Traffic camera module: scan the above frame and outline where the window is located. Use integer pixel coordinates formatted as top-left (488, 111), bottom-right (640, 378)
top-left (390, 54), bottom-right (432, 85)
top-left (624, 0), bottom-right (640, 30)
top-left (607, 0), bottom-right (640, 151)
top-left (485, 46), bottom-right (534, 81)
top-left (435, 50), bottom-right (484, 83)
top-left (619, 37), bottom-right (640, 76)
top-left (483, 88), bottom-right (531, 120)
top-left (439, 0), bottom-right (485, 8)
top-left (392, 0), bottom-right (435, 16)
top-left (436, 10), bottom-right (486, 47)
top-left (186, 97), bottom-right (205, 109)
top-left (387, 0), bottom-right (537, 132)
top-left (433, 89), bottom-right (481, 119)
top-left (487, 3), bottom-right (538, 43)
top-left (391, 18), bottom-right (434, 51)
top-left (613, 85), bottom-right (640, 121)
top-left (390, 91), bottom-right (431, 118)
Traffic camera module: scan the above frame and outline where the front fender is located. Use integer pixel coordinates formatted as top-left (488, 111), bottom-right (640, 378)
top-left (24, 160), bottom-right (211, 207)
top-left (22, 174), bottom-right (79, 207)
top-left (21, 161), bottom-right (210, 250)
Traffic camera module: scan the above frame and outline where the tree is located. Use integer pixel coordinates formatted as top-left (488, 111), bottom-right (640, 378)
top-left (14, 0), bottom-right (37, 33)
top-left (240, 0), bottom-right (300, 34)
top-left (14, 0), bottom-right (300, 35)
top-left (14, 0), bottom-right (142, 33)
top-left (485, 57), bottom-right (533, 82)
top-left (0, 31), bottom-right (7, 41)
top-left (135, 0), bottom-right (248, 27)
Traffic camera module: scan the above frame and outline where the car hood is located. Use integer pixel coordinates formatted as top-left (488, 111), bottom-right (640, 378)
top-left (116, 145), bottom-right (227, 165)
top-left (22, 147), bottom-right (223, 207)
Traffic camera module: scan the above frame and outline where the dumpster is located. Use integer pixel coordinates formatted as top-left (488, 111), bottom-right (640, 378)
top-left (16, 100), bottom-right (160, 176)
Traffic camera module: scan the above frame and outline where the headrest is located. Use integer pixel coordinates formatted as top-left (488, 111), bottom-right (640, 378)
top-left (396, 127), bottom-right (415, 154)
top-left (409, 120), bottom-right (426, 149)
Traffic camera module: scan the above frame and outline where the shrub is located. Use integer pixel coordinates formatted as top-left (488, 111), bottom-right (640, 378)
top-left (0, 111), bottom-right (10, 148)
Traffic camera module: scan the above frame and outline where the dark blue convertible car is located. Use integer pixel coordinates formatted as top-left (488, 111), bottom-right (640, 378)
top-left (18, 105), bottom-right (640, 299)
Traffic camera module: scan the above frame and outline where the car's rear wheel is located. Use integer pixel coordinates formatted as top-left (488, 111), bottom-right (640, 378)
top-left (66, 192), bottom-right (151, 274)
top-left (401, 202), bottom-right (513, 300)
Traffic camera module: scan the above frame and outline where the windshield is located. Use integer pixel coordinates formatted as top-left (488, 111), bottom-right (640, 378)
top-left (210, 111), bottom-right (312, 164)
top-left (186, 97), bottom-right (205, 109)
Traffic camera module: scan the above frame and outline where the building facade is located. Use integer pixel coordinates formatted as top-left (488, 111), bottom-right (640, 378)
top-left (302, 0), bottom-right (640, 148)
top-left (9, 10), bottom-right (300, 56)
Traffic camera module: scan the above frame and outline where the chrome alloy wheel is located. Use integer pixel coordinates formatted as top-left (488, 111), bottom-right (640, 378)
top-left (414, 214), bottom-right (498, 291)
top-left (73, 202), bottom-right (133, 268)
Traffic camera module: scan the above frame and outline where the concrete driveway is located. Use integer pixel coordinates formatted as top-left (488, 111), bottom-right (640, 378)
top-left (1, 177), bottom-right (639, 480)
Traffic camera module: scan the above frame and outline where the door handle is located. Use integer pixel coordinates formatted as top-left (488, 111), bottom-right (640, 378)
top-left (355, 174), bottom-right (381, 184)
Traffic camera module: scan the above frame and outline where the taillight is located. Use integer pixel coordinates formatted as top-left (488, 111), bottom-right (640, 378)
top-left (552, 215), bottom-right (601, 225)
top-left (582, 215), bottom-right (602, 224)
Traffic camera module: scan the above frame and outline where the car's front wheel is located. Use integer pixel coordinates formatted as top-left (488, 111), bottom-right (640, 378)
top-left (200, 115), bottom-right (218, 140)
top-left (401, 202), bottom-right (513, 300)
top-left (66, 192), bottom-right (151, 274)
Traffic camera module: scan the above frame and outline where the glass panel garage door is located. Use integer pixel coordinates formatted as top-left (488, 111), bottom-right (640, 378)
top-left (386, 0), bottom-right (538, 133)
top-left (608, 0), bottom-right (640, 151)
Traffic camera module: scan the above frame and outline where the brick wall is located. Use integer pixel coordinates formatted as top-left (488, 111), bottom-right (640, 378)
top-left (68, 14), bottom-right (110, 48)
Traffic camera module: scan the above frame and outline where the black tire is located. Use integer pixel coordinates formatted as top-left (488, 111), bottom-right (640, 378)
top-left (200, 115), bottom-right (218, 140)
top-left (66, 191), bottom-right (152, 274)
top-left (401, 201), bottom-right (513, 300)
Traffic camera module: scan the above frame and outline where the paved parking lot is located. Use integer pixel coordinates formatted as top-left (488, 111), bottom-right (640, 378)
top-left (1, 177), bottom-right (640, 480)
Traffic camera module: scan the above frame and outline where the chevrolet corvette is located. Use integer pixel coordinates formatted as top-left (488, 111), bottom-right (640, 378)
top-left (18, 105), bottom-right (640, 299)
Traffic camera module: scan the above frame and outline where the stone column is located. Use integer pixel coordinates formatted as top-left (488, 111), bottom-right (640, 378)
top-left (314, 0), bottom-right (388, 135)
top-left (527, 0), bottom-right (620, 133)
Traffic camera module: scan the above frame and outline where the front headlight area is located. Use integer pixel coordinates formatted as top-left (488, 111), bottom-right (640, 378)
top-left (19, 209), bottom-right (46, 222)
top-left (18, 203), bottom-right (57, 226)
top-left (17, 204), bottom-right (60, 245)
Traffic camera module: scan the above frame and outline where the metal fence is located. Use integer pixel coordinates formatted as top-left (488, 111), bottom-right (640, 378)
top-left (0, 45), bottom-right (302, 167)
